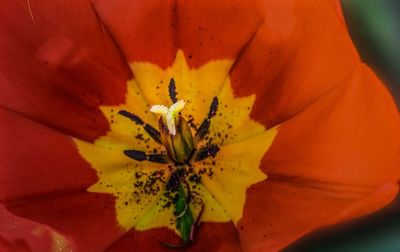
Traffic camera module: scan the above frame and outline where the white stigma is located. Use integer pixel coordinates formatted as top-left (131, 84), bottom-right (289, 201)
top-left (150, 100), bottom-right (185, 135)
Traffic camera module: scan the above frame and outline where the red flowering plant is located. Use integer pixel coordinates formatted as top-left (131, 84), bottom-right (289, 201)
top-left (1, 0), bottom-right (399, 251)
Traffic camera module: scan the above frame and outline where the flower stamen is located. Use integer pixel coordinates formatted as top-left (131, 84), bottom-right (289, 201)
top-left (123, 149), bottom-right (168, 164)
top-left (168, 78), bottom-right (178, 103)
top-left (195, 96), bottom-right (218, 142)
top-left (118, 78), bottom-right (224, 246)
top-left (194, 144), bottom-right (220, 161)
top-left (118, 110), bottom-right (162, 144)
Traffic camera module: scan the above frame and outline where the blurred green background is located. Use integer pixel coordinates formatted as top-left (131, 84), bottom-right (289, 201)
top-left (284, 1), bottom-right (400, 252)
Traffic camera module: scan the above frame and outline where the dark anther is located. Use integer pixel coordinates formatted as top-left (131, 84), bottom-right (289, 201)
top-left (194, 144), bottom-right (220, 161)
top-left (147, 153), bottom-right (168, 163)
top-left (208, 97), bottom-right (218, 118)
top-left (195, 97), bottom-right (219, 142)
top-left (169, 78), bottom-right (178, 103)
top-left (143, 124), bottom-right (163, 144)
top-left (208, 144), bottom-right (220, 157)
top-left (124, 150), bottom-right (146, 161)
top-left (195, 119), bottom-right (210, 142)
top-left (118, 110), bottom-right (144, 125)
top-left (118, 110), bottom-right (162, 144)
top-left (124, 150), bottom-right (168, 164)
top-left (194, 146), bottom-right (208, 161)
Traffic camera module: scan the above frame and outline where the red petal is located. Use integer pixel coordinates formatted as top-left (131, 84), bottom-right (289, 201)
top-left (177, 0), bottom-right (267, 67)
top-left (238, 64), bottom-right (400, 251)
top-left (92, 0), bottom-right (267, 68)
top-left (264, 64), bottom-right (400, 188)
top-left (0, 0), bottom-right (130, 141)
top-left (239, 181), bottom-right (398, 251)
top-left (6, 192), bottom-right (124, 251)
top-left (92, 0), bottom-right (178, 68)
top-left (107, 222), bottom-right (240, 252)
top-left (230, 0), bottom-right (360, 128)
top-left (0, 107), bottom-right (125, 250)
top-left (0, 205), bottom-right (54, 252)
top-left (0, 107), bottom-right (96, 200)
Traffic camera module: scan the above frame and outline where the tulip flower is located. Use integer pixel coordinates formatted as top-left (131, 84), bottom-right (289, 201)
top-left (1, 0), bottom-right (399, 251)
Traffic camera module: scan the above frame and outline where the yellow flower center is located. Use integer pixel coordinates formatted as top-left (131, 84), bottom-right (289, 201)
top-left (73, 50), bottom-right (278, 236)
